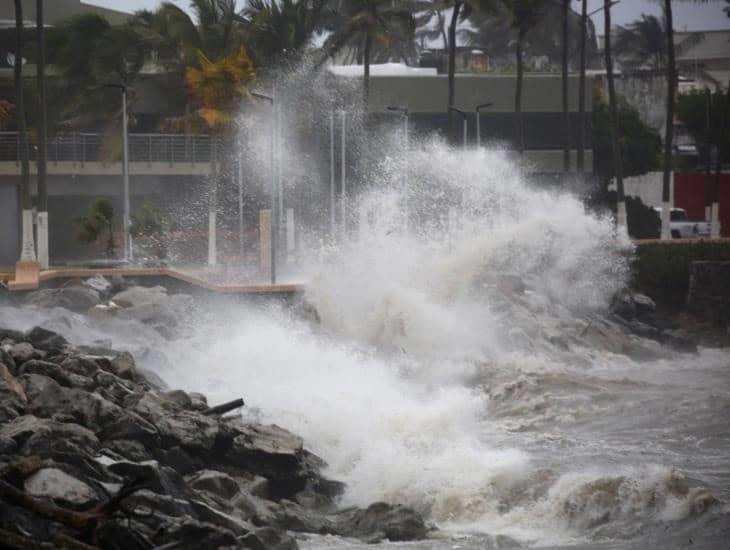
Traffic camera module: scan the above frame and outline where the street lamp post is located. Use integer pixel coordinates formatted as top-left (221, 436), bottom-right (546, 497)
top-left (449, 107), bottom-right (468, 149)
top-left (329, 111), bottom-right (335, 234)
top-left (475, 102), bottom-right (492, 149)
top-left (103, 83), bottom-right (130, 262)
top-left (251, 91), bottom-right (276, 283)
top-left (387, 106), bottom-right (409, 149)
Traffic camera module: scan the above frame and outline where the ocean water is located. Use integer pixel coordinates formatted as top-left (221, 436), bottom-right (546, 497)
top-left (2, 143), bottom-right (728, 548)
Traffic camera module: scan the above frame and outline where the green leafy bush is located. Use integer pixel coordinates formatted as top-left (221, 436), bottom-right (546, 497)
top-left (633, 241), bottom-right (730, 307)
top-left (74, 198), bottom-right (115, 256)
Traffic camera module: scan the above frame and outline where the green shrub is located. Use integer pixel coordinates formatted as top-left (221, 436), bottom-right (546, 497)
top-left (633, 240), bottom-right (730, 308)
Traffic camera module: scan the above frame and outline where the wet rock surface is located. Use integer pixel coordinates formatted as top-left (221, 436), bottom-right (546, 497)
top-left (0, 324), bottom-right (429, 548)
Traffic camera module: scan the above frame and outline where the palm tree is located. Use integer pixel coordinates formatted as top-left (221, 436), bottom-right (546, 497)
top-left (13, 0), bottom-right (36, 264)
top-left (36, 0), bottom-right (49, 269)
top-left (239, 0), bottom-right (328, 68)
top-left (576, 0), bottom-right (587, 173)
top-left (561, 0), bottom-right (570, 171)
top-left (321, 0), bottom-right (416, 105)
top-left (505, 0), bottom-right (550, 154)
top-left (603, 0), bottom-right (625, 233)
top-left (660, 0), bottom-right (675, 239)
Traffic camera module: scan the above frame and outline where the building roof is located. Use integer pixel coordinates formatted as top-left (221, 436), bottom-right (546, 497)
top-left (675, 29), bottom-right (730, 61)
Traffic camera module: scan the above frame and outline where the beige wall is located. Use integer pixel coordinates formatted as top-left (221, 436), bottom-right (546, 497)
top-left (366, 74), bottom-right (590, 114)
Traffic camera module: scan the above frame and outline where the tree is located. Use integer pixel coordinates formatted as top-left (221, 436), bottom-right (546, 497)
top-left (13, 0), bottom-right (36, 264)
top-left (561, 0), bottom-right (570, 171)
top-left (321, 0), bottom-right (416, 105)
top-left (592, 94), bottom-right (662, 182)
top-left (504, 0), bottom-right (551, 153)
top-left (577, 0), bottom-right (587, 172)
top-left (75, 198), bottom-right (116, 257)
top-left (48, 14), bottom-right (145, 132)
top-left (36, 0), bottom-right (49, 269)
top-left (604, 0), bottom-right (626, 233)
top-left (239, 0), bottom-right (328, 68)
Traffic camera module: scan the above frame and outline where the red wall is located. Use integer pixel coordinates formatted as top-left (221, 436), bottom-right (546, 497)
top-left (674, 172), bottom-right (730, 237)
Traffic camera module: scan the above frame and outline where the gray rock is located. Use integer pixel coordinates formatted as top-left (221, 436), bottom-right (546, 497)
top-left (8, 342), bottom-right (40, 364)
top-left (24, 286), bottom-right (100, 313)
top-left (109, 351), bottom-right (137, 380)
top-left (83, 275), bottom-right (112, 294)
top-left (0, 415), bottom-right (99, 455)
top-left (132, 393), bottom-right (222, 453)
top-left (111, 285), bottom-right (169, 308)
top-left (164, 389), bottom-right (193, 410)
top-left (154, 518), bottom-right (239, 548)
top-left (24, 467), bottom-right (98, 506)
top-left (26, 326), bottom-right (68, 352)
top-left (187, 470), bottom-right (241, 500)
top-left (19, 359), bottom-right (72, 387)
top-left (332, 502), bottom-right (427, 542)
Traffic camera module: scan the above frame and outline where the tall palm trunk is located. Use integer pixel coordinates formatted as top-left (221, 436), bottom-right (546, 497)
top-left (447, 2), bottom-right (462, 141)
top-left (36, 0), bottom-right (48, 268)
top-left (577, 0), bottom-right (587, 172)
top-left (14, 0), bottom-right (36, 263)
top-left (660, 0), bottom-right (675, 239)
top-left (604, 0), bottom-right (625, 233)
top-left (712, 80), bottom-right (730, 238)
top-left (562, 0), bottom-right (570, 172)
top-left (515, 27), bottom-right (525, 154)
top-left (364, 32), bottom-right (372, 106)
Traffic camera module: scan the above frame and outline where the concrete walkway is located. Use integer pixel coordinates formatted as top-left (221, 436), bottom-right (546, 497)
top-left (3, 265), bottom-right (302, 294)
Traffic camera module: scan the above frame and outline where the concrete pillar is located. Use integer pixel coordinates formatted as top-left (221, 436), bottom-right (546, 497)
top-left (36, 211), bottom-right (48, 269)
top-left (259, 209), bottom-right (272, 281)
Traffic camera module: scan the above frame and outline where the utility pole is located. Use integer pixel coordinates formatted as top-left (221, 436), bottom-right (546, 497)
top-left (341, 110), bottom-right (347, 233)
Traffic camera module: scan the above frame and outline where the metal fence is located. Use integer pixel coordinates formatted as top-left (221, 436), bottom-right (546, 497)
top-left (0, 132), bottom-right (221, 164)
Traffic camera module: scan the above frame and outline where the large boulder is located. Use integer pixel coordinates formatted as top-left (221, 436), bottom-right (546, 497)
top-left (24, 287), bottom-right (100, 313)
top-left (0, 415), bottom-right (99, 456)
top-left (25, 326), bottom-right (68, 352)
top-left (187, 470), bottom-right (241, 500)
top-left (331, 502), bottom-right (428, 543)
top-left (24, 467), bottom-right (99, 507)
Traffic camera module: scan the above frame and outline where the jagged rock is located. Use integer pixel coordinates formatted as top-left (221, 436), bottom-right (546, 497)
top-left (132, 393), bottom-right (223, 453)
top-left (24, 287), bottom-right (100, 313)
top-left (59, 355), bottom-right (100, 377)
top-left (157, 446), bottom-right (198, 475)
top-left (111, 285), bottom-right (169, 308)
top-left (95, 520), bottom-right (155, 550)
top-left (331, 502), bottom-right (427, 542)
top-left (102, 439), bottom-right (155, 462)
top-left (19, 359), bottom-right (73, 387)
top-left (83, 275), bottom-right (112, 294)
top-left (153, 518), bottom-right (239, 549)
top-left (269, 499), bottom-right (329, 532)
top-left (165, 389), bottom-right (194, 410)
top-left (0, 363), bottom-right (27, 403)
top-left (26, 326), bottom-right (68, 352)
top-left (7, 342), bottom-right (40, 364)
top-left (106, 460), bottom-right (192, 500)
top-left (188, 392), bottom-right (209, 411)
top-left (0, 415), bottom-right (99, 456)
top-left (24, 467), bottom-right (99, 506)
top-left (109, 351), bottom-right (137, 380)
top-left (20, 373), bottom-right (123, 431)
top-left (187, 470), bottom-right (241, 500)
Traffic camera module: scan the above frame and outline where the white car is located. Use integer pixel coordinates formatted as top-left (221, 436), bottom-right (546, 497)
top-left (654, 207), bottom-right (712, 239)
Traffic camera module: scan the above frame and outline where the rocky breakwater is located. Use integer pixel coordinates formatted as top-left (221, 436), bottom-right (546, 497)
top-left (0, 326), bottom-right (428, 548)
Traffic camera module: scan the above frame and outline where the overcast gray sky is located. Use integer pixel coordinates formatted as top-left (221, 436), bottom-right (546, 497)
top-left (88, 0), bottom-right (730, 32)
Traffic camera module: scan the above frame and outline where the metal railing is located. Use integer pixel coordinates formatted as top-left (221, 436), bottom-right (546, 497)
top-left (0, 132), bottom-right (220, 164)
